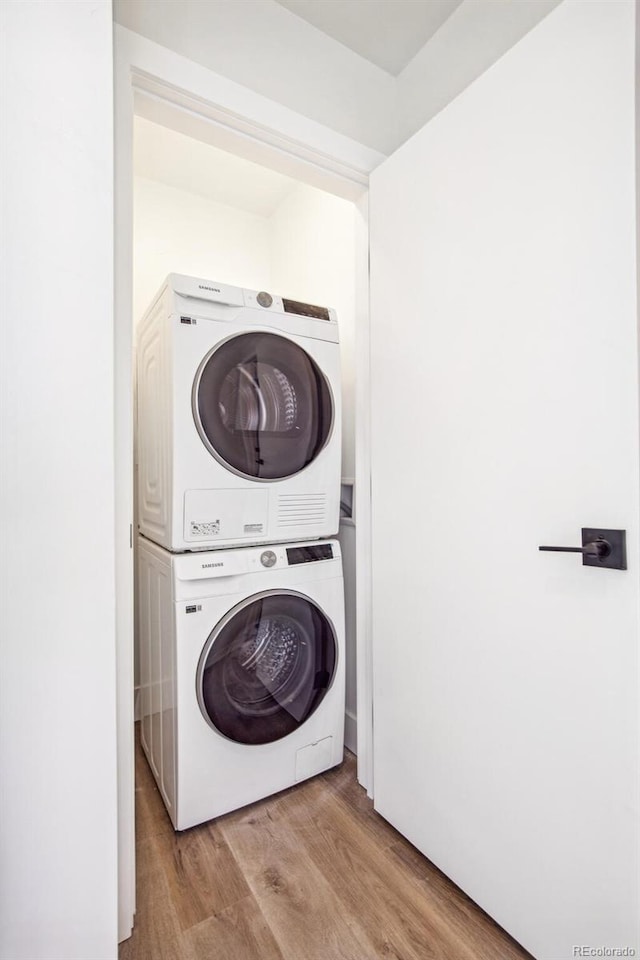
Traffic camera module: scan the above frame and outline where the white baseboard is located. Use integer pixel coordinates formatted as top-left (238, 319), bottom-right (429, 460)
top-left (344, 709), bottom-right (357, 755)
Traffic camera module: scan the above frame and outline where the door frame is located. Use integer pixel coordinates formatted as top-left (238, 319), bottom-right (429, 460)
top-left (114, 24), bottom-right (382, 940)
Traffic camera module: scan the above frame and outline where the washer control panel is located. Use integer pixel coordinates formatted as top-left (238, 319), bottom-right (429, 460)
top-left (173, 540), bottom-right (339, 591)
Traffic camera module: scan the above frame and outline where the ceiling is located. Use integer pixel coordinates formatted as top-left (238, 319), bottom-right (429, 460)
top-left (274, 0), bottom-right (463, 75)
top-left (133, 117), bottom-right (297, 218)
top-left (117, 0), bottom-right (563, 155)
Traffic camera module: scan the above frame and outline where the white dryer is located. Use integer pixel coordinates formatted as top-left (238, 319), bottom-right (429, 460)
top-left (136, 274), bottom-right (342, 551)
top-left (137, 535), bottom-right (345, 830)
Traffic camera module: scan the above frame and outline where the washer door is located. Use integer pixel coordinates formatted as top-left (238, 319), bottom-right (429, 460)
top-left (193, 332), bottom-right (333, 480)
top-left (197, 591), bottom-right (337, 745)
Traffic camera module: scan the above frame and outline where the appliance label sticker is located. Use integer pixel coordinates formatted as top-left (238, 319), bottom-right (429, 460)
top-left (190, 520), bottom-right (220, 537)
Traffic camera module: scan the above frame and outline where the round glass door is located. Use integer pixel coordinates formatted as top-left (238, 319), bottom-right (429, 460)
top-left (197, 591), bottom-right (337, 745)
top-left (193, 332), bottom-right (333, 480)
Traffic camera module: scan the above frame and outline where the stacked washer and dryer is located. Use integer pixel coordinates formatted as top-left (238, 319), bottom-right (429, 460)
top-left (136, 273), bottom-right (346, 830)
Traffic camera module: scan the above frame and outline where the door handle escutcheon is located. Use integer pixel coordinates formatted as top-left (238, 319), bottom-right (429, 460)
top-left (538, 528), bottom-right (626, 570)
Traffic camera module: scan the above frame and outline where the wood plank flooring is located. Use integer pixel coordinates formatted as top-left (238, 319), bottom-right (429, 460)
top-left (120, 735), bottom-right (533, 960)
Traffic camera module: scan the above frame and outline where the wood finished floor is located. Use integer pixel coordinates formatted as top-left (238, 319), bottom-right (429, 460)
top-left (120, 736), bottom-right (533, 960)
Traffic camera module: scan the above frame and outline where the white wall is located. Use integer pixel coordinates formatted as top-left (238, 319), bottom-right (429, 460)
top-left (133, 176), bottom-right (274, 324)
top-left (0, 2), bottom-right (118, 959)
top-left (396, 0), bottom-right (560, 145)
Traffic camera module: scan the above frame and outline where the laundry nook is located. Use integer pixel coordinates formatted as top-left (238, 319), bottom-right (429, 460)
top-left (2, 2), bottom-right (639, 959)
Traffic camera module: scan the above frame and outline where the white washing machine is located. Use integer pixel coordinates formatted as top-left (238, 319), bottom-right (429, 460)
top-left (137, 535), bottom-right (345, 830)
top-left (136, 273), bottom-right (342, 552)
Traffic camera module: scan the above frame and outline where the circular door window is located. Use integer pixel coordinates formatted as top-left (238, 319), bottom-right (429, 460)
top-left (193, 332), bottom-right (333, 480)
top-left (197, 591), bottom-right (337, 745)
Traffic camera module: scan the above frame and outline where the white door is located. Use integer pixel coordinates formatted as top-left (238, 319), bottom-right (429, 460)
top-left (369, 3), bottom-right (638, 959)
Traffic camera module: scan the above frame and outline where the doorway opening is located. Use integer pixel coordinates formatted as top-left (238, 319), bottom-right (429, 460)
top-left (116, 57), bottom-right (375, 939)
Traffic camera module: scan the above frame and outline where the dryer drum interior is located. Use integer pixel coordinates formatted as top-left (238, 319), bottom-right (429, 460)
top-left (194, 332), bottom-right (333, 480)
top-left (197, 591), bottom-right (337, 745)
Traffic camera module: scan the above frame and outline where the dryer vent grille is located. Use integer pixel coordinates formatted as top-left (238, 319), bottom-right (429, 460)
top-left (277, 493), bottom-right (327, 528)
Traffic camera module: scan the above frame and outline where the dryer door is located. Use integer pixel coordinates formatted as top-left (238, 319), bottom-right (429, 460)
top-left (197, 590), bottom-right (337, 745)
top-left (193, 332), bottom-right (333, 480)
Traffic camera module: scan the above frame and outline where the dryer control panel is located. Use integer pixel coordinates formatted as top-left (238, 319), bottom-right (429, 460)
top-left (286, 544), bottom-right (334, 565)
